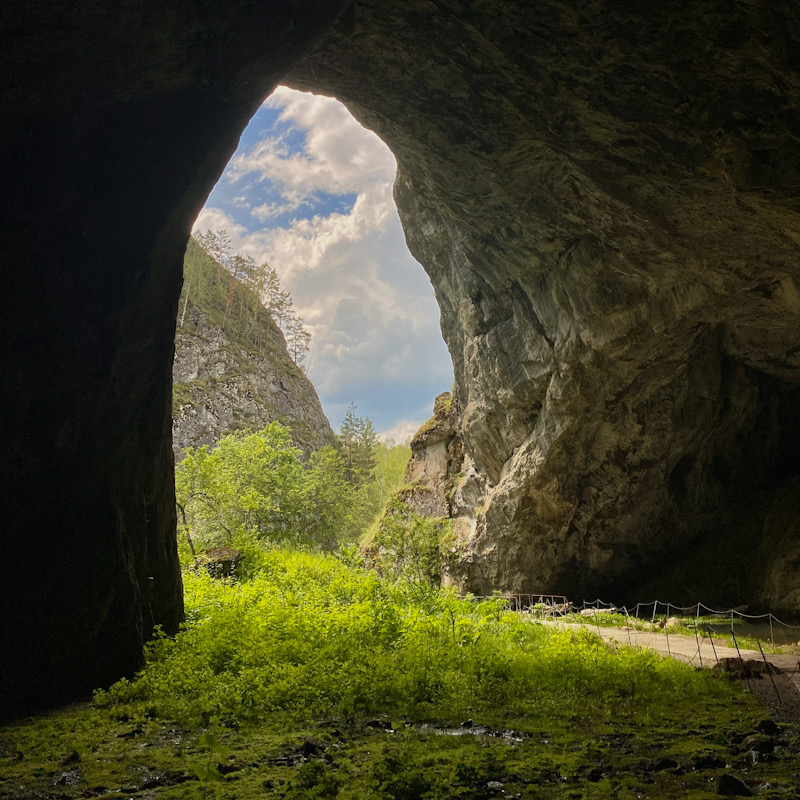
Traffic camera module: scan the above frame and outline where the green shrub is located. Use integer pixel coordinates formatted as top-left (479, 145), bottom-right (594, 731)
top-left (96, 549), bottom-right (726, 729)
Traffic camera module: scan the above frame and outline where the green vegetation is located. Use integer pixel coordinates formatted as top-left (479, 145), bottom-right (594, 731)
top-left (176, 423), bottom-right (353, 556)
top-left (2, 548), bottom-right (798, 799)
top-left (176, 417), bottom-right (411, 559)
top-left (372, 496), bottom-right (453, 590)
top-left (99, 550), bottom-right (713, 725)
top-left (338, 404), bottom-right (378, 487)
top-left (5, 345), bottom-right (795, 797)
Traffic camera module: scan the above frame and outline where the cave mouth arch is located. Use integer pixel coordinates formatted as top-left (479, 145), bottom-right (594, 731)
top-left (4, 0), bottom-right (800, 718)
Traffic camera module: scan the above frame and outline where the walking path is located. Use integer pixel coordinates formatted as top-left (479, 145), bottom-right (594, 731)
top-left (542, 620), bottom-right (800, 696)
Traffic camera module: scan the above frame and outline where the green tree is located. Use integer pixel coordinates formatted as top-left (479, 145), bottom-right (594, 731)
top-left (262, 265), bottom-right (282, 311)
top-left (338, 404), bottom-right (377, 487)
top-left (224, 253), bottom-right (255, 320)
top-left (286, 316), bottom-right (312, 367)
top-left (196, 228), bottom-right (232, 280)
top-left (175, 423), bottom-right (355, 555)
top-left (298, 447), bottom-right (355, 550)
top-left (373, 441), bottom-right (410, 503)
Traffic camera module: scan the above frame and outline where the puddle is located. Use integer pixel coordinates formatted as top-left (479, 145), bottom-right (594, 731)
top-left (416, 724), bottom-right (531, 743)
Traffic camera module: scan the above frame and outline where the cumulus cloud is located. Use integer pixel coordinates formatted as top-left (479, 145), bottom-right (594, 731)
top-left (193, 87), bottom-right (452, 433)
top-left (228, 87), bottom-right (396, 201)
top-left (193, 206), bottom-right (245, 239)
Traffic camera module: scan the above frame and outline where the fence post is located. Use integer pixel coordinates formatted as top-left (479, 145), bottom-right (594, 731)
top-left (769, 614), bottom-right (775, 654)
top-left (731, 624), bottom-right (752, 694)
top-left (693, 621), bottom-right (703, 667)
top-left (756, 638), bottom-right (781, 704)
top-left (704, 624), bottom-right (720, 668)
top-left (624, 607), bottom-right (632, 647)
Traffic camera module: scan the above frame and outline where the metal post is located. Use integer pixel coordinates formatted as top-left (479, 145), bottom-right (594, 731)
top-left (730, 625), bottom-right (751, 694)
top-left (664, 613), bottom-right (671, 657)
top-left (625, 607), bottom-right (632, 647)
top-left (693, 621), bottom-right (703, 667)
top-left (651, 601), bottom-right (658, 624)
top-left (769, 614), bottom-right (775, 654)
top-left (704, 624), bottom-right (720, 668)
top-left (756, 638), bottom-right (781, 704)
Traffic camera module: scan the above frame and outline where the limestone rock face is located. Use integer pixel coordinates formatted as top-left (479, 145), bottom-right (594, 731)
top-left (172, 322), bottom-right (332, 458)
top-left (286, 0), bottom-right (800, 612)
top-left (404, 392), bottom-right (460, 518)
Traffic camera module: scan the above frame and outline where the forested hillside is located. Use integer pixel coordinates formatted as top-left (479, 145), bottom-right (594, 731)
top-left (172, 236), bottom-right (332, 459)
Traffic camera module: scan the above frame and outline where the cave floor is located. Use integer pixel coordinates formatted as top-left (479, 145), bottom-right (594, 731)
top-left (1, 689), bottom-right (799, 799)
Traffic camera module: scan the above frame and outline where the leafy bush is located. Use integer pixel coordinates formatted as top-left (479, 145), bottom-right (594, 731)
top-left (371, 497), bottom-right (453, 590)
top-left (97, 549), bottom-right (725, 728)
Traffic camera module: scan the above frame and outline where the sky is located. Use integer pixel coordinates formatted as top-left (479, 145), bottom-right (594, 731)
top-left (193, 87), bottom-right (452, 442)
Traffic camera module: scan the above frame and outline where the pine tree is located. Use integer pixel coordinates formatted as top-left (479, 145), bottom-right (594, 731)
top-left (272, 290), bottom-right (294, 332)
top-left (286, 317), bottom-right (312, 367)
top-left (196, 229), bottom-right (232, 280)
top-left (338, 404), bottom-right (377, 487)
top-left (262, 265), bottom-right (282, 311)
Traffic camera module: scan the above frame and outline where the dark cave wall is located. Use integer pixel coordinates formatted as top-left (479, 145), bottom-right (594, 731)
top-left (1, 0), bottom-right (800, 715)
top-left (0, 0), bottom-right (349, 716)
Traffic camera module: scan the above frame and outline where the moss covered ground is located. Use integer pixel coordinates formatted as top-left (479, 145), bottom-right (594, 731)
top-left (2, 549), bottom-right (799, 799)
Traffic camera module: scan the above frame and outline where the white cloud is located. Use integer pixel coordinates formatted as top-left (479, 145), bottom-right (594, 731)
top-left (228, 86), bottom-right (396, 204)
top-left (192, 206), bottom-right (245, 239)
top-left (251, 198), bottom-right (307, 222)
top-left (379, 419), bottom-right (424, 445)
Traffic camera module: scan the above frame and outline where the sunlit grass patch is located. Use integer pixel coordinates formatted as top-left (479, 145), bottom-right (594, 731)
top-left (95, 549), bottom-right (731, 728)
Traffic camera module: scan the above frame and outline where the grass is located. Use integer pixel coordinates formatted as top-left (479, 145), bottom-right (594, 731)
top-left (2, 548), bottom-right (799, 799)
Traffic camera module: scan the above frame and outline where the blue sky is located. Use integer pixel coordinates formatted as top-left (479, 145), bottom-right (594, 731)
top-left (194, 87), bottom-right (453, 440)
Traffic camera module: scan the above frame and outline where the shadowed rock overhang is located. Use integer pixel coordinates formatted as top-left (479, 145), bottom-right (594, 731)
top-left (1, 0), bottom-right (799, 716)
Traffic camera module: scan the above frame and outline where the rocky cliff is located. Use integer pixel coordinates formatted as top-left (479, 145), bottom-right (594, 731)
top-left (173, 239), bottom-right (332, 459)
top-left (402, 392), bottom-right (460, 521)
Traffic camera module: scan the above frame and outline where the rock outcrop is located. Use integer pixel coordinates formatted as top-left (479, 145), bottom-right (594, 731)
top-left (172, 240), bottom-right (332, 459)
top-left (4, 0), bottom-right (800, 715)
top-left (402, 392), bottom-right (460, 520)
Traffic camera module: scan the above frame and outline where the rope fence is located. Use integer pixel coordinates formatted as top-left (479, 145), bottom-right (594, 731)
top-left (460, 592), bottom-right (800, 654)
top-left (461, 592), bottom-right (800, 706)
